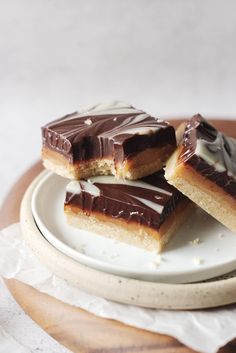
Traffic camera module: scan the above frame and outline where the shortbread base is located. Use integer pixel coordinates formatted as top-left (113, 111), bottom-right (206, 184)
top-left (42, 144), bottom-right (174, 180)
top-left (165, 147), bottom-right (236, 232)
top-left (64, 199), bottom-right (192, 253)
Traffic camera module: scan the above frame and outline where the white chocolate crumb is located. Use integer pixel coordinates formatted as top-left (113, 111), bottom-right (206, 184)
top-left (76, 244), bottom-right (86, 254)
top-left (149, 254), bottom-right (163, 269)
top-left (84, 118), bottom-right (92, 125)
top-left (189, 238), bottom-right (201, 245)
top-left (193, 257), bottom-right (203, 266)
top-left (110, 253), bottom-right (119, 259)
top-left (149, 261), bottom-right (160, 269)
top-left (113, 117), bottom-right (117, 121)
top-left (154, 254), bottom-right (162, 263)
top-left (218, 233), bottom-right (224, 239)
top-left (150, 254), bottom-right (163, 268)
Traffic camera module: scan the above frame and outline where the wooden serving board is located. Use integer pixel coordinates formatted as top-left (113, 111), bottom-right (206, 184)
top-left (0, 120), bottom-right (236, 353)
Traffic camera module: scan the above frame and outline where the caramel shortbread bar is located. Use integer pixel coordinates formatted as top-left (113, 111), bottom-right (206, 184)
top-left (64, 170), bottom-right (192, 252)
top-left (42, 101), bottom-right (176, 180)
top-left (165, 114), bottom-right (236, 232)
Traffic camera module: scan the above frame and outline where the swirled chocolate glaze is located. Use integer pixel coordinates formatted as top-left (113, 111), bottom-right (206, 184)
top-left (179, 114), bottom-right (236, 197)
top-left (65, 170), bottom-right (186, 230)
top-left (42, 101), bottom-right (176, 164)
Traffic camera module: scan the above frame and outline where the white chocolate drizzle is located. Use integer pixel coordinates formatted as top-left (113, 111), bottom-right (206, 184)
top-left (66, 180), bottom-right (100, 197)
top-left (88, 176), bottom-right (172, 196)
top-left (195, 137), bottom-right (235, 176)
top-left (66, 175), bottom-right (173, 216)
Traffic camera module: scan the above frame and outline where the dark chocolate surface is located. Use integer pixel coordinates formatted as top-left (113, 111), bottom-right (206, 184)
top-left (180, 114), bottom-right (236, 198)
top-left (42, 103), bottom-right (176, 164)
top-left (65, 170), bottom-right (186, 230)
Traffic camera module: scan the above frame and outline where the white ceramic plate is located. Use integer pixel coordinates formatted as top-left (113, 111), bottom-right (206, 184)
top-left (31, 171), bottom-right (236, 283)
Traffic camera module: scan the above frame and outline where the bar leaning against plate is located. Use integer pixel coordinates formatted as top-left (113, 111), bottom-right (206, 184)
top-left (165, 114), bottom-right (236, 232)
top-left (41, 101), bottom-right (176, 180)
top-left (64, 171), bottom-right (192, 253)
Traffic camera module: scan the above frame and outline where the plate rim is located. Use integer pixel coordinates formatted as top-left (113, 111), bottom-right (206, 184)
top-left (20, 170), bottom-right (236, 309)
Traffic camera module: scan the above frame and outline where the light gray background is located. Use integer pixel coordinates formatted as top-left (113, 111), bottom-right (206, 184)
top-left (1, 0), bottom-right (236, 203)
top-left (0, 2), bottom-right (236, 349)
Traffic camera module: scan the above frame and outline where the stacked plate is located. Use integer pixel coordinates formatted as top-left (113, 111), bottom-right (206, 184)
top-left (31, 171), bottom-right (236, 285)
top-left (19, 170), bottom-right (236, 309)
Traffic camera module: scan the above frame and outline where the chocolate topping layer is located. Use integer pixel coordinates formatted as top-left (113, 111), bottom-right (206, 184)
top-left (42, 102), bottom-right (176, 164)
top-left (65, 170), bottom-right (186, 230)
top-left (179, 114), bottom-right (236, 198)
